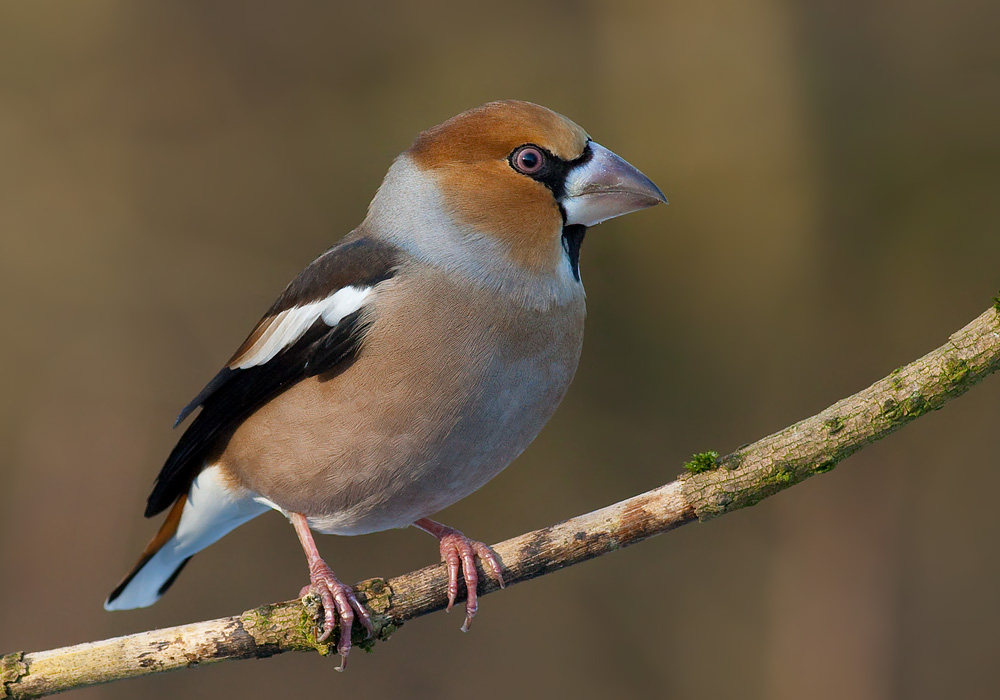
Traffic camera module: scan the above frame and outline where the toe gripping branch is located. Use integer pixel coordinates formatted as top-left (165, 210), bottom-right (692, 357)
top-left (413, 518), bottom-right (506, 632)
top-left (290, 513), bottom-right (376, 671)
top-left (291, 513), bottom-right (505, 670)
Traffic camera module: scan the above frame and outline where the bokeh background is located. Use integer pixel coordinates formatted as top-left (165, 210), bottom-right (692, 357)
top-left (2, 1), bottom-right (999, 698)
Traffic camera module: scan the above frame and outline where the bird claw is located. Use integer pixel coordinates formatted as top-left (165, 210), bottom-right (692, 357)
top-left (303, 560), bottom-right (373, 671)
top-left (435, 529), bottom-right (505, 632)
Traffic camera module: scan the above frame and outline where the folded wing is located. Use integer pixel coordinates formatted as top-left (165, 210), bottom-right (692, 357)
top-left (145, 235), bottom-right (401, 517)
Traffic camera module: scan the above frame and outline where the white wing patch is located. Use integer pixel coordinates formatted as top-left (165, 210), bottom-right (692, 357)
top-left (320, 285), bottom-right (372, 326)
top-left (231, 285), bottom-right (372, 370)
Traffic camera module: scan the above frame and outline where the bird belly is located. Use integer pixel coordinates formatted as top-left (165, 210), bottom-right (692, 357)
top-left (303, 350), bottom-right (573, 535)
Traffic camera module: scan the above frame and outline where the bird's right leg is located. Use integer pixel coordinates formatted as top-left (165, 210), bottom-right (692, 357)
top-left (290, 512), bottom-right (373, 670)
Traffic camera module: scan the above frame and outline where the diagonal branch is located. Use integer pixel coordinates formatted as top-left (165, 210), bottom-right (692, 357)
top-left (4, 304), bottom-right (1000, 700)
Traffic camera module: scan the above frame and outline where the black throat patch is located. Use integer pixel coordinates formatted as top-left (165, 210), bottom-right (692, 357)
top-left (561, 224), bottom-right (586, 282)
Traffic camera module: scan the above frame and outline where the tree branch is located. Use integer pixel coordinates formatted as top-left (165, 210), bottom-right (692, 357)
top-left (4, 304), bottom-right (1000, 699)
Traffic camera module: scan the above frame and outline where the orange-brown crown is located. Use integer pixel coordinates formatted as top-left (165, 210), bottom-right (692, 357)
top-left (407, 101), bottom-right (589, 273)
top-left (409, 100), bottom-right (589, 165)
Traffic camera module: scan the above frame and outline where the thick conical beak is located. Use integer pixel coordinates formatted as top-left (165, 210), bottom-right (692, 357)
top-left (561, 141), bottom-right (667, 227)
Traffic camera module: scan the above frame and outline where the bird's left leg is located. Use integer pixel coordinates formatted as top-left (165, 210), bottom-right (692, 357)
top-left (412, 518), bottom-right (505, 631)
top-left (290, 512), bottom-right (373, 670)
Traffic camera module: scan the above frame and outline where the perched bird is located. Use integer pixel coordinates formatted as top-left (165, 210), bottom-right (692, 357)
top-left (105, 100), bottom-right (666, 668)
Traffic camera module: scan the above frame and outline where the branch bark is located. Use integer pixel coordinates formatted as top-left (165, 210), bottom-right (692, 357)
top-left (4, 304), bottom-right (1000, 699)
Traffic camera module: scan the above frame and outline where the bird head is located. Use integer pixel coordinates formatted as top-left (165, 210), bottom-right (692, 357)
top-left (369, 101), bottom-right (665, 304)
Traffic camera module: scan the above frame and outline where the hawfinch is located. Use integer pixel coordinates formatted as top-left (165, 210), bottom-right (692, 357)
top-left (105, 100), bottom-right (666, 668)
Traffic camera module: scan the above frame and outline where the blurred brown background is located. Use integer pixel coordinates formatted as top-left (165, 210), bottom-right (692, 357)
top-left (2, 1), bottom-right (999, 698)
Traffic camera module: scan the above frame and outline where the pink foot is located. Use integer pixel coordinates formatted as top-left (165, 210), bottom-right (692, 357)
top-left (300, 560), bottom-right (374, 669)
top-left (413, 518), bottom-right (505, 632)
top-left (290, 513), bottom-right (373, 671)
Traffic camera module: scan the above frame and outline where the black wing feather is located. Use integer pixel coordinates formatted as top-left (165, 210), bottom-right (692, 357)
top-left (144, 235), bottom-right (399, 518)
top-left (174, 369), bottom-right (234, 428)
top-left (145, 311), bottom-right (369, 517)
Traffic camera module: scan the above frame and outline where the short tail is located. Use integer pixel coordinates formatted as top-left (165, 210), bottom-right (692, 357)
top-left (105, 465), bottom-right (269, 611)
top-left (105, 496), bottom-right (191, 610)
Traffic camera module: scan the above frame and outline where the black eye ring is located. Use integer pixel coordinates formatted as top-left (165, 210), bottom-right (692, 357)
top-left (510, 145), bottom-right (545, 175)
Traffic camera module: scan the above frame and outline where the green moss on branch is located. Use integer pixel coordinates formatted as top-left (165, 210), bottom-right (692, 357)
top-left (683, 451), bottom-right (719, 475)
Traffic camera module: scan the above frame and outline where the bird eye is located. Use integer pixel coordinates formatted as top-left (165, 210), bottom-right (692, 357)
top-left (511, 146), bottom-right (545, 175)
